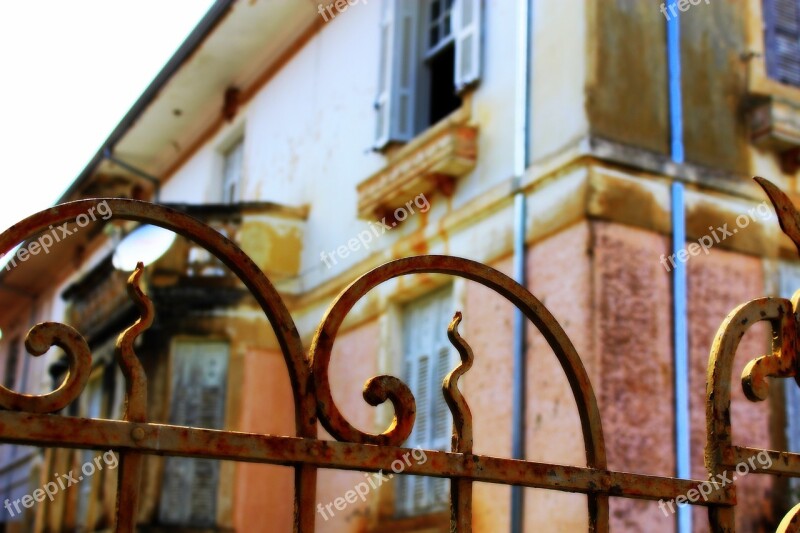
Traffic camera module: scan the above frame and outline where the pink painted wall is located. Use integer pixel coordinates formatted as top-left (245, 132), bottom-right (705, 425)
top-left (234, 347), bottom-right (296, 532)
top-left (462, 222), bottom-right (594, 531)
top-left (524, 221), bottom-right (594, 532)
top-left (463, 254), bottom-right (514, 531)
top-left (592, 221), bottom-right (677, 530)
top-left (316, 320), bottom-right (379, 533)
top-left (686, 247), bottom-right (772, 532)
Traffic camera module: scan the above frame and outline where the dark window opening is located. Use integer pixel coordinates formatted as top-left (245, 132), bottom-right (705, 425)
top-left (426, 43), bottom-right (461, 126)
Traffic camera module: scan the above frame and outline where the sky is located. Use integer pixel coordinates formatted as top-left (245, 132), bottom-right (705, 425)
top-left (0, 1), bottom-right (216, 232)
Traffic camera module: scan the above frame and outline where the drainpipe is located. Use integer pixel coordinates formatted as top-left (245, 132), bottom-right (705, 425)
top-left (666, 10), bottom-right (692, 533)
top-left (510, 0), bottom-right (532, 531)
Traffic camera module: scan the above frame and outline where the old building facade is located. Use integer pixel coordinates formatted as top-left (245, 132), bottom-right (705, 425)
top-left (0, 0), bottom-right (799, 531)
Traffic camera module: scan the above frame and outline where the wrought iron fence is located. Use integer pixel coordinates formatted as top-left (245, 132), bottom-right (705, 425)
top-left (0, 177), bottom-right (797, 531)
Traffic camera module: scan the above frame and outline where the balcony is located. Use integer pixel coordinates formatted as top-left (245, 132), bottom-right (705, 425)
top-left (357, 122), bottom-right (478, 220)
top-left (63, 201), bottom-right (307, 336)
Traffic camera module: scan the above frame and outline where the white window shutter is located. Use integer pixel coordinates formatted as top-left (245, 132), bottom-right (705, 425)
top-left (428, 345), bottom-right (452, 507)
top-left (374, 0), bottom-right (419, 148)
top-left (160, 341), bottom-right (229, 527)
top-left (398, 286), bottom-right (453, 515)
top-left (374, 0), bottom-right (394, 147)
top-left (453, 0), bottom-right (482, 92)
top-left (396, 359), bottom-right (414, 513)
top-left (415, 354), bottom-right (431, 448)
top-left (431, 346), bottom-right (452, 449)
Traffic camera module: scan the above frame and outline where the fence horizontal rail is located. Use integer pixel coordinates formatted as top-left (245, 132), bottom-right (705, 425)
top-left (0, 410), bottom-right (731, 506)
top-left (729, 446), bottom-right (800, 476)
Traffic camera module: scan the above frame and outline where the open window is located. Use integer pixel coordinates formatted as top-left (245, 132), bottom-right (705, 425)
top-left (375, 0), bottom-right (482, 148)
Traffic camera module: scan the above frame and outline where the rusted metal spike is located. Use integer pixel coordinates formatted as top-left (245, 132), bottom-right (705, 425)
top-left (755, 176), bottom-right (800, 256)
top-left (113, 262), bottom-right (153, 533)
top-left (444, 312), bottom-right (473, 532)
top-left (444, 311), bottom-right (473, 453)
top-left (116, 261), bottom-right (151, 422)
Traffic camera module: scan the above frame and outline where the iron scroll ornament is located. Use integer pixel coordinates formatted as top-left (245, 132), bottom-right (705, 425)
top-left (4, 177), bottom-right (799, 531)
top-left (0, 198), bottom-right (613, 530)
top-left (0, 199), bottom-right (318, 531)
top-left (703, 177), bottom-right (800, 532)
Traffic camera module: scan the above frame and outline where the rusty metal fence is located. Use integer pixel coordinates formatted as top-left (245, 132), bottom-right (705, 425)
top-left (0, 177), bottom-right (798, 532)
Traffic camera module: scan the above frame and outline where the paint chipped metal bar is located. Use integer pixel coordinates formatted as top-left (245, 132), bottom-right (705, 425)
top-left (0, 411), bottom-right (732, 506)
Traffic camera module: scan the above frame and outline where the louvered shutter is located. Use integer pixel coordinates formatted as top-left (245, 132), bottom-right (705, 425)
top-left (375, 0), bottom-right (419, 148)
top-left (427, 345), bottom-right (451, 506)
top-left (160, 341), bottom-right (229, 527)
top-left (76, 378), bottom-right (105, 530)
top-left (453, 0), bottom-right (482, 91)
top-left (397, 287), bottom-right (453, 515)
top-left (764, 0), bottom-right (800, 86)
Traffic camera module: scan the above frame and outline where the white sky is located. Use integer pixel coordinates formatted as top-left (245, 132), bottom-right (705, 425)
top-left (0, 1), bottom-right (215, 232)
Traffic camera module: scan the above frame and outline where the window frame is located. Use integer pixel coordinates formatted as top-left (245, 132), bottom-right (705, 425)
top-left (744, 0), bottom-right (800, 100)
top-left (423, 0), bottom-right (456, 61)
top-left (374, 0), bottom-right (482, 149)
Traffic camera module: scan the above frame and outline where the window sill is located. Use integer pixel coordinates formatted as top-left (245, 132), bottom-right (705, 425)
top-left (358, 105), bottom-right (478, 220)
top-left (750, 96), bottom-right (800, 172)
